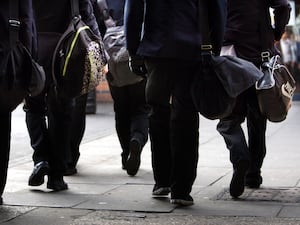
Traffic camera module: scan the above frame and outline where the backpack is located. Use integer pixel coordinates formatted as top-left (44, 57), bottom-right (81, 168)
top-left (52, 0), bottom-right (106, 99)
top-left (97, 0), bottom-right (143, 87)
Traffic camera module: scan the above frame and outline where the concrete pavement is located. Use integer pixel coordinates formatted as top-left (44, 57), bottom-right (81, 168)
top-left (1, 102), bottom-right (300, 225)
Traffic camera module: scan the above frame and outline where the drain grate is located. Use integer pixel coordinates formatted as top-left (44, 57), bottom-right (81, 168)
top-left (215, 187), bottom-right (300, 203)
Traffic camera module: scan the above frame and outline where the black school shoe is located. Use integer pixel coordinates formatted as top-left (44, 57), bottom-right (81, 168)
top-left (28, 161), bottom-right (50, 186)
top-left (230, 160), bottom-right (250, 198)
top-left (64, 167), bottom-right (77, 176)
top-left (170, 194), bottom-right (194, 206)
top-left (245, 173), bottom-right (263, 188)
top-left (152, 184), bottom-right (171, 196)
top-left (47, 175), bottom-right (68, 191)
top-left (125, 139), bottom-right (142, 176)
top-left (121, 153), bottom-right (129, 170)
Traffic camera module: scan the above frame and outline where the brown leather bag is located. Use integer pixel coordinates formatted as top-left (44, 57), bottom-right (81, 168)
top-left (256, 54), bottom-right (296, 122)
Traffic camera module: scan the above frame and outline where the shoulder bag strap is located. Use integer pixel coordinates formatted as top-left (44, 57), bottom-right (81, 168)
top-left (8, 0), bottom-right (21, 77)
top-left (258, 0), bottom-right (272, 62)
top-left (198, 0), bottom-right (210, 45)
top-left (9, 0), bottom-right (20, 47)
top-left (198, 0), bottom-right (214, 60)
top-left (71, 0), bottom-right (80, 18)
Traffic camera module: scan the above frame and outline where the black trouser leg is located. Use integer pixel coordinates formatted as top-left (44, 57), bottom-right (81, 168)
top-left (217, 92), bottom-right (250, 166)
top-left (128, 80), bottom-right (149, 146)
top-left (170, 61), bottom-right (199, 196)
top-left (68, 94), bottom-right (87, 168)
top-left (247, 88), bottom-right (267, 176)
top-left (24, 94), bottom-right (49, 164)
top-left (149, 104), bottom-right (172, 187)
top-left (0, 112), bottom-right (11, 196)
top-left (47, 90), bottom-right (74, 176)
top-left (109, 80), bottom-right (149, 159)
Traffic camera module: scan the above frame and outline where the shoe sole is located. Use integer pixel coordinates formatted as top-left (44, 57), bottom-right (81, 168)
top-left (170, 198), bottom-right (194, 206)
top-left (64, 168), bottom-right (77, 176)
top-left (245, 183), bottom-right (261, 189)
top-left (47, 183), bottom-right (68, 191)
top-left (126, 141), bottom-right (141, 176)
top-left (245, 176), bottom-right (262, 189)
top-left (152, 188), bottom-right (171, 196)
top-left (28, 166), bottom-right (50, 186)
top-left (230, 161), bottom-right (249, 198)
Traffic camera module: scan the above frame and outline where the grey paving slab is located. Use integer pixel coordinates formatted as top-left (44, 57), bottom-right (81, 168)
top-left (0, 207), bottom-right (92, 225)
top-left (74, 184), bottom-right (175, 212)
top-left (279, 206), bottom-right (300, 218)
top-left (3, 190), bottom-right (88, 208)
top-left (0, 206), bottom-right (35, 223)
top-left (216, 187), bottom-right (300, 203)
top-left (53, 183), bottom-right (120, 195)
top-left (68, 164), bottom-right (154, 185)
top-left (72, 211), bottom-right (300, 225)
top-left (174, 199), bottom-right (282, 217)
top-left (194, 167), bottom-right (232, 187)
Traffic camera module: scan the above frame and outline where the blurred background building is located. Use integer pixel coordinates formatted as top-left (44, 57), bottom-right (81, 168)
top-left (285, 0), bottom-right (300, 99)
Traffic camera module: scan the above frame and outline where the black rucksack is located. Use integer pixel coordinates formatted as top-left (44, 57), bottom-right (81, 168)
top-left (52, 0), bottom-right (106, 99)
top-left (97, 0), bottom-right (143, 87)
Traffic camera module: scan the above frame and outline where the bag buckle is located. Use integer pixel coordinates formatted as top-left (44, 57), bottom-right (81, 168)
top-left (201, 45), bottom-right (213, 52)
top-left (201, 45), bottom-right (213, 65)
top-left (9, 19), bottom-right (21, 29)
top-left (261, 51), bottom-right (270, 62)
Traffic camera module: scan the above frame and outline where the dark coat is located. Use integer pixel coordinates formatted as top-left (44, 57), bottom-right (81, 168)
top-left (33, 0), bottom-right (100, 66)
top-left (0, 0), bottom-right (37, 55)
top-left (124, 0), bottom-right (226, 60)
top-left (224, 0), bottom-right (291, 63)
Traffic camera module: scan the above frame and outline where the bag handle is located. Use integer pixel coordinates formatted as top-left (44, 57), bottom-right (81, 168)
top-left (71, 0), bottom-right (80, 18)
top-left (258, 0), bottom-right (272, 62)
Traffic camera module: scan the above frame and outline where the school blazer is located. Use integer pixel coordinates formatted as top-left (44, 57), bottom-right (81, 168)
top-left (124, 0), bottom-right (227, 60)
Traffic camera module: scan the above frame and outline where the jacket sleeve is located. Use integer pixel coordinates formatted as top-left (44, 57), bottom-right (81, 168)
top-left (124, 0), bottom-right (145, 55)
top-left (269, 0), bottom-right (291, 41)
top-left (79, 0), bottom-right (101, 37)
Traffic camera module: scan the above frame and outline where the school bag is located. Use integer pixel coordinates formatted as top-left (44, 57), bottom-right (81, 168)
top-left (97, 0), bottom-right (143, 87)
top-left (52, 0), bottom-right (106, 99)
